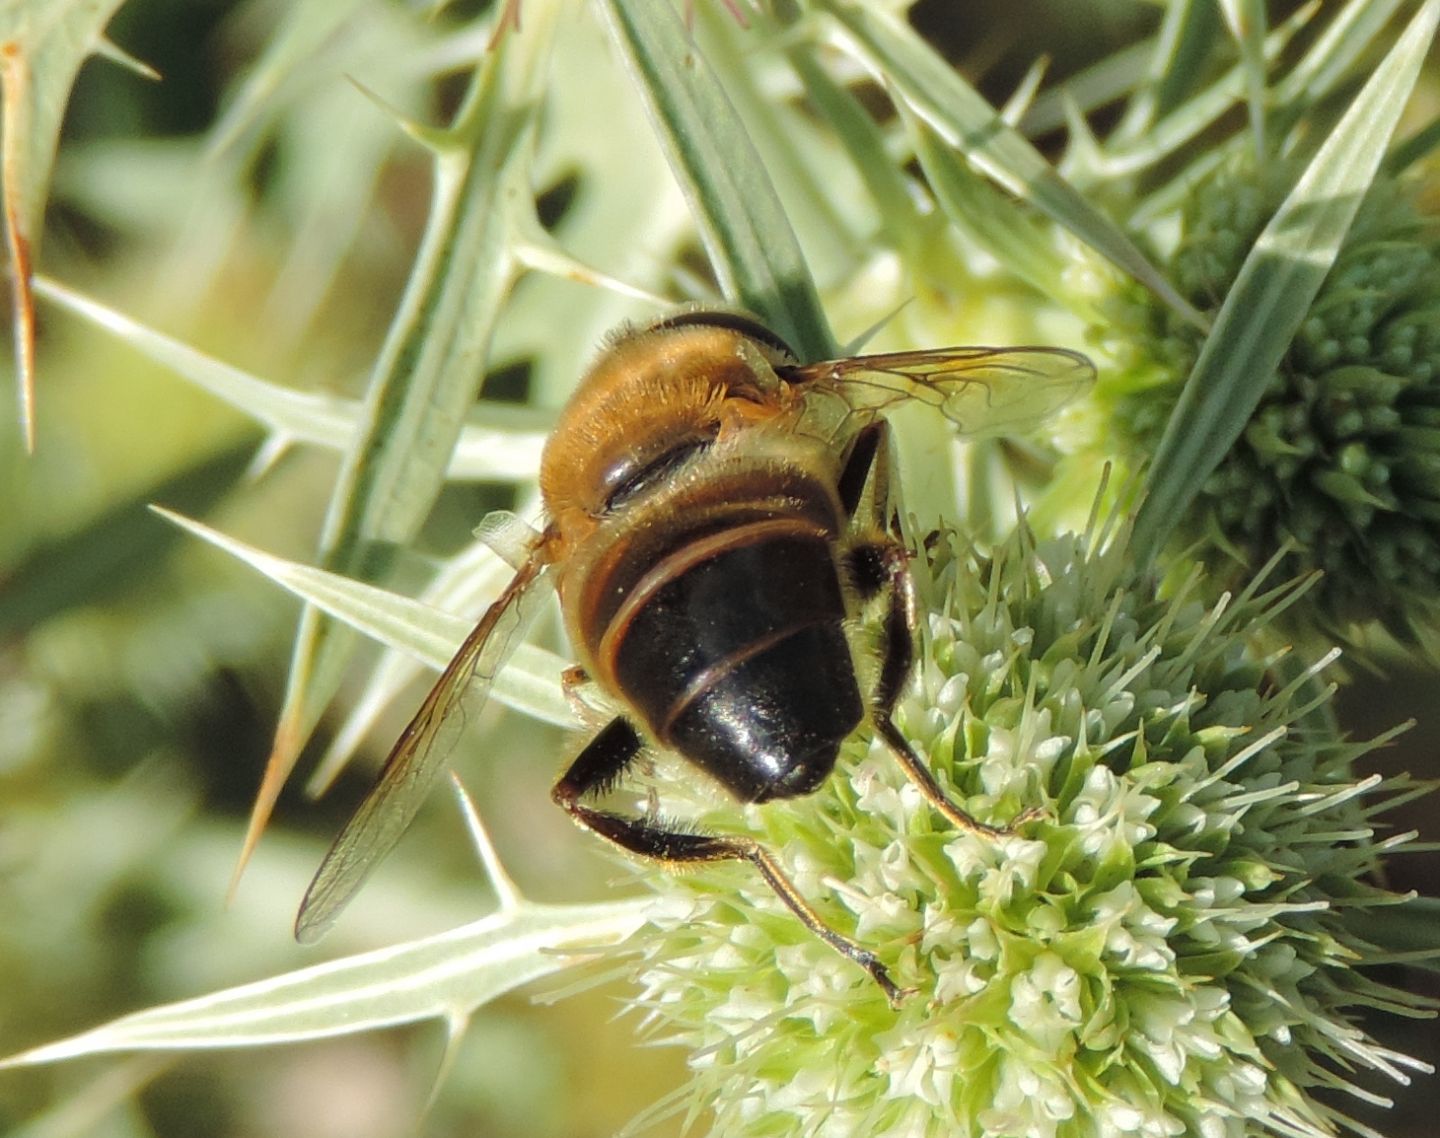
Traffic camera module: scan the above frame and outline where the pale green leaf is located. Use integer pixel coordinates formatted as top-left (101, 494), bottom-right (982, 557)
top-left (781, 41), bottom-right (932, 263)
top-left (1273, 0), bottom-right (1408, 113)
top-left (1082, 7), bottom-right (1313, 180)
top-left (153, 508), bottom-right (575, 731)
top-left (1020, 38), bottom-right (1153, 139)
top-left (207, 3), bottom-right (444, 352)
top-left (0, 898), bottom-right (649, 1062)
top-left (815, 0), bottom-right (1205, 331)
top-left (1218, 0), bottom-right (1267, 156)
top-left (690, 5), bottom-right (868, 288)
top-left (600, 0), bottom-right (835, 361)
top-left (909, 115), bottom-right (1083, 318)
top-left (0, 0), bottom-right (145, 448)
top-left (32, 274), bottom-right (549, 481)
top-left (1114, 0), bottom-right (1222, 138)
top-left (204, 0), bottom-right (371, 158)
top-left (249, 10), bottom-right (562, 873)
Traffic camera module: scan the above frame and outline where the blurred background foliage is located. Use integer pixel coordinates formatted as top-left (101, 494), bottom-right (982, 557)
top-left (2, 1), bottom-right (1438, 1136)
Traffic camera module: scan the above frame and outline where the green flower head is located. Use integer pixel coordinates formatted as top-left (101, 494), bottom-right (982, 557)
top-left (1099, 162), bottom-right (1440, 646)
top-left (620, 518), bottom-right (1425, 1138)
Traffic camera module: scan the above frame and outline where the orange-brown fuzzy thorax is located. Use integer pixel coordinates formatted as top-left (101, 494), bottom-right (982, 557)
top-left (539, 324), bottom-right (788, 538)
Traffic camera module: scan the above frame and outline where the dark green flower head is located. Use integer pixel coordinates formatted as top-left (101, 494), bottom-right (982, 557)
top-left (623, 519), bottom-right (1423, 1138)
top-left (1099, 162), bottom-right (1440, 645)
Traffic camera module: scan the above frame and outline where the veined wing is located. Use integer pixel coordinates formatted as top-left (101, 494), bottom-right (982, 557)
top-left (781, 345), bottom-right (1094, 438)
top-left (295, 542), bottom-right (553, 943)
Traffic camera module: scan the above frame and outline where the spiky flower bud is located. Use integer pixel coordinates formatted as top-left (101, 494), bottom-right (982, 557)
top-left (1099, 164), bottom-right (1440, 643)
top-left (619, 520), bottom-right (1424, 1138)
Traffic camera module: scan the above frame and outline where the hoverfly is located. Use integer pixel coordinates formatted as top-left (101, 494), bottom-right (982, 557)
top-left (296, 310), bottom-right (1093, 1003)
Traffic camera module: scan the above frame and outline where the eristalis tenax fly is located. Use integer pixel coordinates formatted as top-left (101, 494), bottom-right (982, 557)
top-left (296, 310), bottom-right (1093, 1004)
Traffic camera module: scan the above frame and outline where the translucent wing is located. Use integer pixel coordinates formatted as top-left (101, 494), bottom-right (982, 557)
top-left (295, 541), bottom-right (553, 943)
top-left (780, 345), bottom-right (1094, 438)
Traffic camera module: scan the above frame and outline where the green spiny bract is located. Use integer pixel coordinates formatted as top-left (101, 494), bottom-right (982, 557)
top-left (1100, 163), bottom-right (1440, 646)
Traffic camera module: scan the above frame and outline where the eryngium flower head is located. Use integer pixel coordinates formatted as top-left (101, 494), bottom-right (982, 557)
top-left (1097, 163), bottom-right (1440, 645)
top-left (619, 520), bottom-right (1427, 1138)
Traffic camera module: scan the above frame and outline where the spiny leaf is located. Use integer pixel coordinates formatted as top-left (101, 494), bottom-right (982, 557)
top-left (0, 0), bottom-right (151, 450)
top-left (154, 507), bottom-right (575, 731)
top-left (814, 0), bottom-right (1206, 331)
top-left (240, 9), bottom-right (560, 888)
top-left (1218, 0), bottom-right (1267, 156)
top-left (204, 0), bottom-right (371, 159)
top-left (33, 275), bottom-right (550, 481)
top-left (0, 898), bottom-right (649, 1062)
top-left (600, 0), bottom-right (835, 361)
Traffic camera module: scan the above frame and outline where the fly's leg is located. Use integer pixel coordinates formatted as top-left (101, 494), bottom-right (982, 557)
top-left (841, 421), bottom-right (1042, 837)
top-left (553, 717), bottom-right (913, 1006)
top-left (561, 673), bottom-right (660, 814)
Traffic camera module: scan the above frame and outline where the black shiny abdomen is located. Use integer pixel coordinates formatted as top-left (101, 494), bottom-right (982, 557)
top-left (611, 531), bottom-right (863, 802)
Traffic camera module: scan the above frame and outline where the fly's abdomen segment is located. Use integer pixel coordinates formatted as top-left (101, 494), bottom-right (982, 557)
top-left (601, 519), bottom-right (864, 802)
